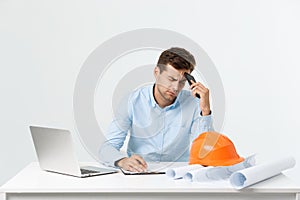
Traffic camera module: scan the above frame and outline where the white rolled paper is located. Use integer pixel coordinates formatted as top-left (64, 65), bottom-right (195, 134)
top-left (230, 156), bottom-right (296, 189)
top-left (166, 164), bottom-right (203, 179)
top-left (183, 155), bottom-right (256, 182)
top-left (183, 167), bottom-right (213, 182)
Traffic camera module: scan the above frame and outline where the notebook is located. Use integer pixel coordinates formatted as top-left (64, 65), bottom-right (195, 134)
top-left (119, 162), bottom-right (172, 175)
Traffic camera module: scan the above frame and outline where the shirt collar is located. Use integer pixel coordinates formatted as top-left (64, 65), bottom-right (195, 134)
top-left (149, 84), bottom-right (157, 108)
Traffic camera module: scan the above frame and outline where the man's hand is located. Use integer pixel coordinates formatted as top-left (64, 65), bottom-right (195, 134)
top-left (190, 81), bottom-right (211, 116)
top-left (116, 155), bottom-right (147, 172)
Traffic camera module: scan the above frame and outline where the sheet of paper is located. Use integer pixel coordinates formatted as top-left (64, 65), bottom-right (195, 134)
top-left (120, 168), bottom-right (165, 175)
top-left (120, 162), bottom-right (187, 175)
top-left (230, 156), bottom-right (296, 189)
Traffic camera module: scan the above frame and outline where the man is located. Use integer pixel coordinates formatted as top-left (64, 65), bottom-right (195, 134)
top-left (99, 47), bottom-right (213, 172)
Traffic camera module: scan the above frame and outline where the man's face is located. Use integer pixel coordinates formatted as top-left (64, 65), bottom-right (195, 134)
top-left (155, 64), bottom-right (189, 102)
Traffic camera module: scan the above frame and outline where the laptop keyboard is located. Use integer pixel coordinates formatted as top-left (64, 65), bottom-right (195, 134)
top-left (80, 168), bottom-right (99, 175)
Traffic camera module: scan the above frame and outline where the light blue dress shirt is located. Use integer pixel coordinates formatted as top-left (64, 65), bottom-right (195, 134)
top-left (99, 84), bottom-right (213, 167)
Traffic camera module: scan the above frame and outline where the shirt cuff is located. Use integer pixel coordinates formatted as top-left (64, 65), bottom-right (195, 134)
top-left (200, 110), bottom-right (212, 116)
top-left (200, 114), bottom-right (213, 132)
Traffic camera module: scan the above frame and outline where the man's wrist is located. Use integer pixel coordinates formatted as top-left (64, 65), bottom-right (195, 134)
top-left (201, 110), bottom-right (212, 116)
top-left (114, 157), bottom-right (126, 167)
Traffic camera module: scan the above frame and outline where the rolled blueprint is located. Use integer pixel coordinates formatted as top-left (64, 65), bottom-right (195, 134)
top-left (230, 156), bottom-right (296, 189)
top-left (183, 155), bottom-right (256, 182)
top-left (183, 167), bottom-right (212, 182)
top-left (166, 164), bottom-right (203, 179)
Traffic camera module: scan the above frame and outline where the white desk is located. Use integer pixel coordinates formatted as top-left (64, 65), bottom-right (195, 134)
top-left (1, 162), bottom-right (300, 200)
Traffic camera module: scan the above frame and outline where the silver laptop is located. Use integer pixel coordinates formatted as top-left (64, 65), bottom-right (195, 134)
top-left (29, 126), bottom-right (118, 178)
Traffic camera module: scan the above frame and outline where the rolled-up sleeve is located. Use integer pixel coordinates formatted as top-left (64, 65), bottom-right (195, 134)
top-left (190, 113), bottom-right (214, 142)
top-left (98, 95), bottom-right (132, 167)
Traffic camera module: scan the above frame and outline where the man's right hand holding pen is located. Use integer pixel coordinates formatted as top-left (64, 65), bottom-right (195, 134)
top-left (115, 154), bottom-right (148, 172)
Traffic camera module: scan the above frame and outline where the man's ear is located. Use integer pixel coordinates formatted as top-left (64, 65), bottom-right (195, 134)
top-left (154, 66), bottom-right (160, 78)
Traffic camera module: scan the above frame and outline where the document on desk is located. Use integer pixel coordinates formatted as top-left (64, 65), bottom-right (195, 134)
top-left (120, 162), bottom-right (185, 175)
top-left (120, 168), bottom-right (165, 175)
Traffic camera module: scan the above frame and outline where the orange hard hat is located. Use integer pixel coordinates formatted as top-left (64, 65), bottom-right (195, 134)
top-left (189, 131), bottom-right (244, 166)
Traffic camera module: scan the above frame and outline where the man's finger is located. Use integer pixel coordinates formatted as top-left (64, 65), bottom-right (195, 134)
top-left (190, 82), bottom-right (206, 91)
top-left (127, 165), bottom-right (140, 172)
top-left (130, 164), bottom-right (143, 172)
top-left (129, 160), bottom-right (146, 172)
top-left (133, 155), bottom-right (147, 167)
top-left (128, 155), bottom-right (147, 171)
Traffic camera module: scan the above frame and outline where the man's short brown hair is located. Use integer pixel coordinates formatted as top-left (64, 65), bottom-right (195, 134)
top-left (157, 47), bottom-right (196, 73)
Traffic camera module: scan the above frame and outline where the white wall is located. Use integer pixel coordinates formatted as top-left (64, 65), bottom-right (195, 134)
top-left (1, 0), bottom-right (300, 185)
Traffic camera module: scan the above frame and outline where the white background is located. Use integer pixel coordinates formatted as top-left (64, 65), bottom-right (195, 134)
top-left (1, 0), bottom-right (300, 185)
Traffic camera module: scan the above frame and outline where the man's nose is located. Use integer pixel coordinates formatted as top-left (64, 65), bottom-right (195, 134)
top-left (171, 81), bottom-right (179, 93)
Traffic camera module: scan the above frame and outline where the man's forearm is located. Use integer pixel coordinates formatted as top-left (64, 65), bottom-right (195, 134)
top-left (99, 141), bottom-right (127, 167)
